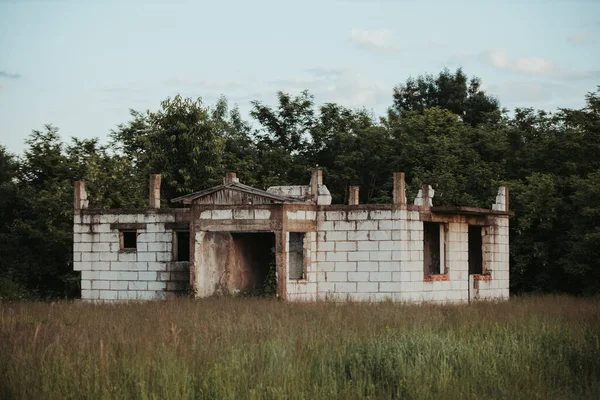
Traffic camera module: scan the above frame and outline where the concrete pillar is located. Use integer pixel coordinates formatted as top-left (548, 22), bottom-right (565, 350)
top-left (149, 174), bottom-right (161, 209)
top-left (493, 186), bottom-right (509, 212)
top-left (349, 186), bottom-right (360, 205)
top-left (74, 181), bottom-right (88, 211)
top-left (392, 172), bottom-right (406, 206)
top-left (310, 169), bottom-right (323, 204)
top-left (223, 172), bottom-right (239, 185)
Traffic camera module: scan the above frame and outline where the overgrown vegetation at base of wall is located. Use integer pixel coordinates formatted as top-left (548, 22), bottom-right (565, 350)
top-left (1, 295), bottom-right (598, 399)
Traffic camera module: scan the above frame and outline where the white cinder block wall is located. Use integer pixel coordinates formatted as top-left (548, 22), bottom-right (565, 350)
top-left (307, 208), bottom-right (508, 303)
top-left (73, 212), bottom-right (189, 301)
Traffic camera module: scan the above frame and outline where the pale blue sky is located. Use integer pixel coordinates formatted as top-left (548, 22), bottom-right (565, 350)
top-left (1, 0), bottom-right (599, 153)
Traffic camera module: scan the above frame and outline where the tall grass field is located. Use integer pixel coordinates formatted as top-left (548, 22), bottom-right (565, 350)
top-left (1, 296), bottom-right (599, 399)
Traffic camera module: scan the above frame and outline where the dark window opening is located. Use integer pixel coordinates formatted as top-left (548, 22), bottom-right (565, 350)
top-left (468, 226), bottom-right (483, 275)
top-left (175, 231), bottom-right (190, 262)
top-left (423, 222), bottom-right (442, 275)
top-left (121, 230), bottom-right (137, 251)
top-left (289, 232), bottom-right (305, 280)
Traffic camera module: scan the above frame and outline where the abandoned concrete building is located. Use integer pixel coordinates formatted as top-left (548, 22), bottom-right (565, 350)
top-left (73, 171), bottom-right (511, 303)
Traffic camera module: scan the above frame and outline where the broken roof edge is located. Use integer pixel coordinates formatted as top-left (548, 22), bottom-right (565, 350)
top-left (170, 182), bottom-right (306, 204)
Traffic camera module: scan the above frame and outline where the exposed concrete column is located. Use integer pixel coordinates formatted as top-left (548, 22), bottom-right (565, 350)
top-left (349, 186), bottom-right (360, 205)
top-left (492, 186), bottom-right (509, 212)
top-left (74, 181), bottom-right (88, 211)
top-left (392, 172), bottom-right (406, 206)
top-left (223, 172), bottom-right (239, 185)
top-left (149, 174), bottom-right (161, 209)
top-left (310, 169), bottom-right (323, 204)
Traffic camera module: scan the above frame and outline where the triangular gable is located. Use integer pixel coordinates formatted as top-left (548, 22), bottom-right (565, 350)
top-left (171, 182), bottom-right (305, 205)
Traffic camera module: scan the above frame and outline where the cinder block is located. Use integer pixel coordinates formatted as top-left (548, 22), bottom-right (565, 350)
top-left (380, 241), bottom-right (403, 251)
top-left (111, 281), bottom-right (128, 290)
top-left (392, 230), bottom-right (409, 241)
top-left (327, 231), bottom-right (347, 241)
top-left (357, 261), bottom-right (379, 271)
top-left (318, 221), bottom-right (334, 231)
top-left (74, 243), bottom-right (92, 252)
top-left (138, 233), bottom-right (156, 243)
top-left (118, 252), bottom-right (137, 262)
top-left (305, 211), bottom-right (316, 220)
top-left (137, 252), bottom-right (156, 262)
top-left (317, 252), bottom-right (326, 262)
top-left (370, 251), bottom-right (391, 261)
top-left (156, 252), bottom-right (172, 262)
top-left (335, 241), bottom-right (356, 251)
top-left (370, 272), bottom-right (391, 282)
top-left (391, 251), bottom-right (408, 261)
top-left (170, 272), bottom-right (188, 281)
top-left (81, 270), bottom-right (100, 280)
top-left (145, 223), bottom-right (164, 233)
top-left (348, 251), bottom-right (370, 261)
top-left (148, 242), bottom-right (168, 252)
top-left (317, 241), bottom-right (334, 251)
top-left (318, 282), bottom-right (335, 292)
top-left (81, 280), bottom-right (91, 290)
top-left (357, 282), bottom-right (378, 292)
top-left (99, 252), bottom-right (118, 261)
top-left (148, 281), bottom-right (167, 291)
top-left (92, 280), bottom-right (110, 290)
top-left (81, 289), bottom-right (94, 299)
top-left (99, 290), bottom-right (118, 300)
top-left (378, 261), bottom-right (401, 272)
top-left (370, 210), bottom-right (392, 220)
top-left (82, 252), bottom-right (100, 262)
top-left (325, 211), bottom-right (345, 221)
top-left (356, 220), bottom-right (378, 230)
top-left (335, 282), bottom-right (357, 293)
top-left (334, 221), bottom-right (355, 231)
top-left (348, 210), bottom-right (368, 220)
top-left (348, 272), bottom-right (369, 282)
top-left (129, 281), bottom-right (147, 290)
top-left (334, 261), bottom-right (357, 272)
top-left (155, 232), bottom-right (172, 243)
top-left (73, 261), bottom-right (88, 271)
top-left (326, 252), bottom-right (347, 262)
top-left (401, 281), bottom-right (415, 292)
top-left (119, 214), bottom-right (144, 224)
top-left (378, 220), bottom-right (394, 230)
top-left (379, 282), bottom-right (401, 292)
top-left (98, 271), bottom-right (118, 280)
top-left (357, 241), bottom-right (378, 251)
top-left (90, 261), bottom-right (110, 271)
top-left (348, 231), bottom-right (369, 241)
top-left (92, 224), bottom-right (111, 233)
top-left (148, 262), bottom-right (167, 271)
top-left (138, 271), bottom-right (157, 281)
top-left (369, 231), bottom-right (391, 241)
top-left (326, 272), bottom-right (347, 282)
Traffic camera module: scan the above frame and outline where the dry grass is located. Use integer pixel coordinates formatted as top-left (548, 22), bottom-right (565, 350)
top-left (1, 295), bottom-right (599, 399)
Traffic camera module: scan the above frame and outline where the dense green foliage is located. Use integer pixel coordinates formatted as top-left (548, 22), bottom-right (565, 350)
top-left (0, 68), bottom-right (599, 298)
top-left (1, 296), bottom-right (599, 399)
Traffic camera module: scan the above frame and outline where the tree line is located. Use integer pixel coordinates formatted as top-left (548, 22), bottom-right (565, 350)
top-left (1, 69), bottom-right (599, 300)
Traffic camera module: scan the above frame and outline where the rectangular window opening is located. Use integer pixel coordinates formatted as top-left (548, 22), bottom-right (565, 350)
top-left (468, 225), bottom-right (483, 275)
top-left (175, 231), bottom-right (190, 262)
top-left (424, 222), bottom-right (445, 275)
top-left (121, 230), bottom-right (137, 251)
top-left (289, 232), bottom-right (305, 280)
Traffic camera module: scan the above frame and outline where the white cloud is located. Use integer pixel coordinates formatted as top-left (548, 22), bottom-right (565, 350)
top-left (349, 29), bottom-right (399, 52)
top-left (567, 33), bottom-right (588, 44)
top-left (487, 48), bottom-right (558, 75)
top-left (269, 67), bottom-right (390, 109)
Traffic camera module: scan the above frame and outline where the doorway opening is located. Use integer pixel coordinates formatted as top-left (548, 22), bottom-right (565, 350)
top-left (468, 226), bottom-right (483, 275)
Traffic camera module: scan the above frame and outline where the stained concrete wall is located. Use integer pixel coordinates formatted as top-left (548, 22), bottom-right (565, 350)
top-left (73, 211), bottom-right (189, 301)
